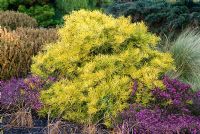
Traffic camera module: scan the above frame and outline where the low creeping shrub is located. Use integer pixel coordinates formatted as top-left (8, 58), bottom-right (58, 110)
top-left (32, 10), bottom-right (174, 127)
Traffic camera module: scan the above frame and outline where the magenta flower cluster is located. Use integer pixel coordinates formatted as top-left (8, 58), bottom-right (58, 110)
top-left (117, 76), bottom-right (200, 133)
top-left (152, 76), bottom-right (193, 114)
top-left (0, 76), bottom-right (54, 110)
top-left (119, 106), bottom-right (200, 134)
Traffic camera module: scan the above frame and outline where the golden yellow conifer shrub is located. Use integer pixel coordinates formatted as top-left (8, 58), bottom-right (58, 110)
top-left (31, 10), bottom-right (174, 127)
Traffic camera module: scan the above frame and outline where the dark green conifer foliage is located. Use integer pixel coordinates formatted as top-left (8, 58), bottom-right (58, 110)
top-left (106, 0), bottom-right (200, 39)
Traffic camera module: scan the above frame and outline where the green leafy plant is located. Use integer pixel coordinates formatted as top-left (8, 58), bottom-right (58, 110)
top-left (56, 0), bottom-right (113, 13)
top-left (0, 0), bottom-right (9, 10)
top-left (18, 5), bottom-right (57, 27)
top-left (170, 30), bottom-right (200, 91)
top-left (0, 0), bottom-right (113, 27)
top-left (0, 0), bottom-right (52, 10)
top-left (31, 10), bottom-right (173, 127)
top-left (0, 0), bottom-right (60, 27)
top-left (56, 0), bottom-right (89, 13)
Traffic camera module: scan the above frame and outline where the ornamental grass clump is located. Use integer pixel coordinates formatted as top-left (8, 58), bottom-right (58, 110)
top-left (31, 10), bottom-right (173, 126)
top-left (170, 30), bottom-right (200, 91)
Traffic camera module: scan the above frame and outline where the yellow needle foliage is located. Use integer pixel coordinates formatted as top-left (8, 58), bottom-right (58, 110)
top-left (31, 10), bottom-right (174, 126)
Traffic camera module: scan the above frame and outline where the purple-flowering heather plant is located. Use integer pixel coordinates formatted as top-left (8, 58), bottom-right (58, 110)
top-left (116, 76), bottom-right (199, 133)
top-left (190, 90), bottom-right (200, 116)
top-left (152, 76), bottom-right (193, 114)
top-left (117, 106), bottom-right (200, 134)
top-left (0, 76), bottom-right (54, 111)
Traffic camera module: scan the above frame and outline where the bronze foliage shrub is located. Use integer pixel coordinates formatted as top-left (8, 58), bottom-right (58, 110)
top-left (0, 27), bottom-right (58, 80)
top-left (0, 11), bottom-right (38, 30)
